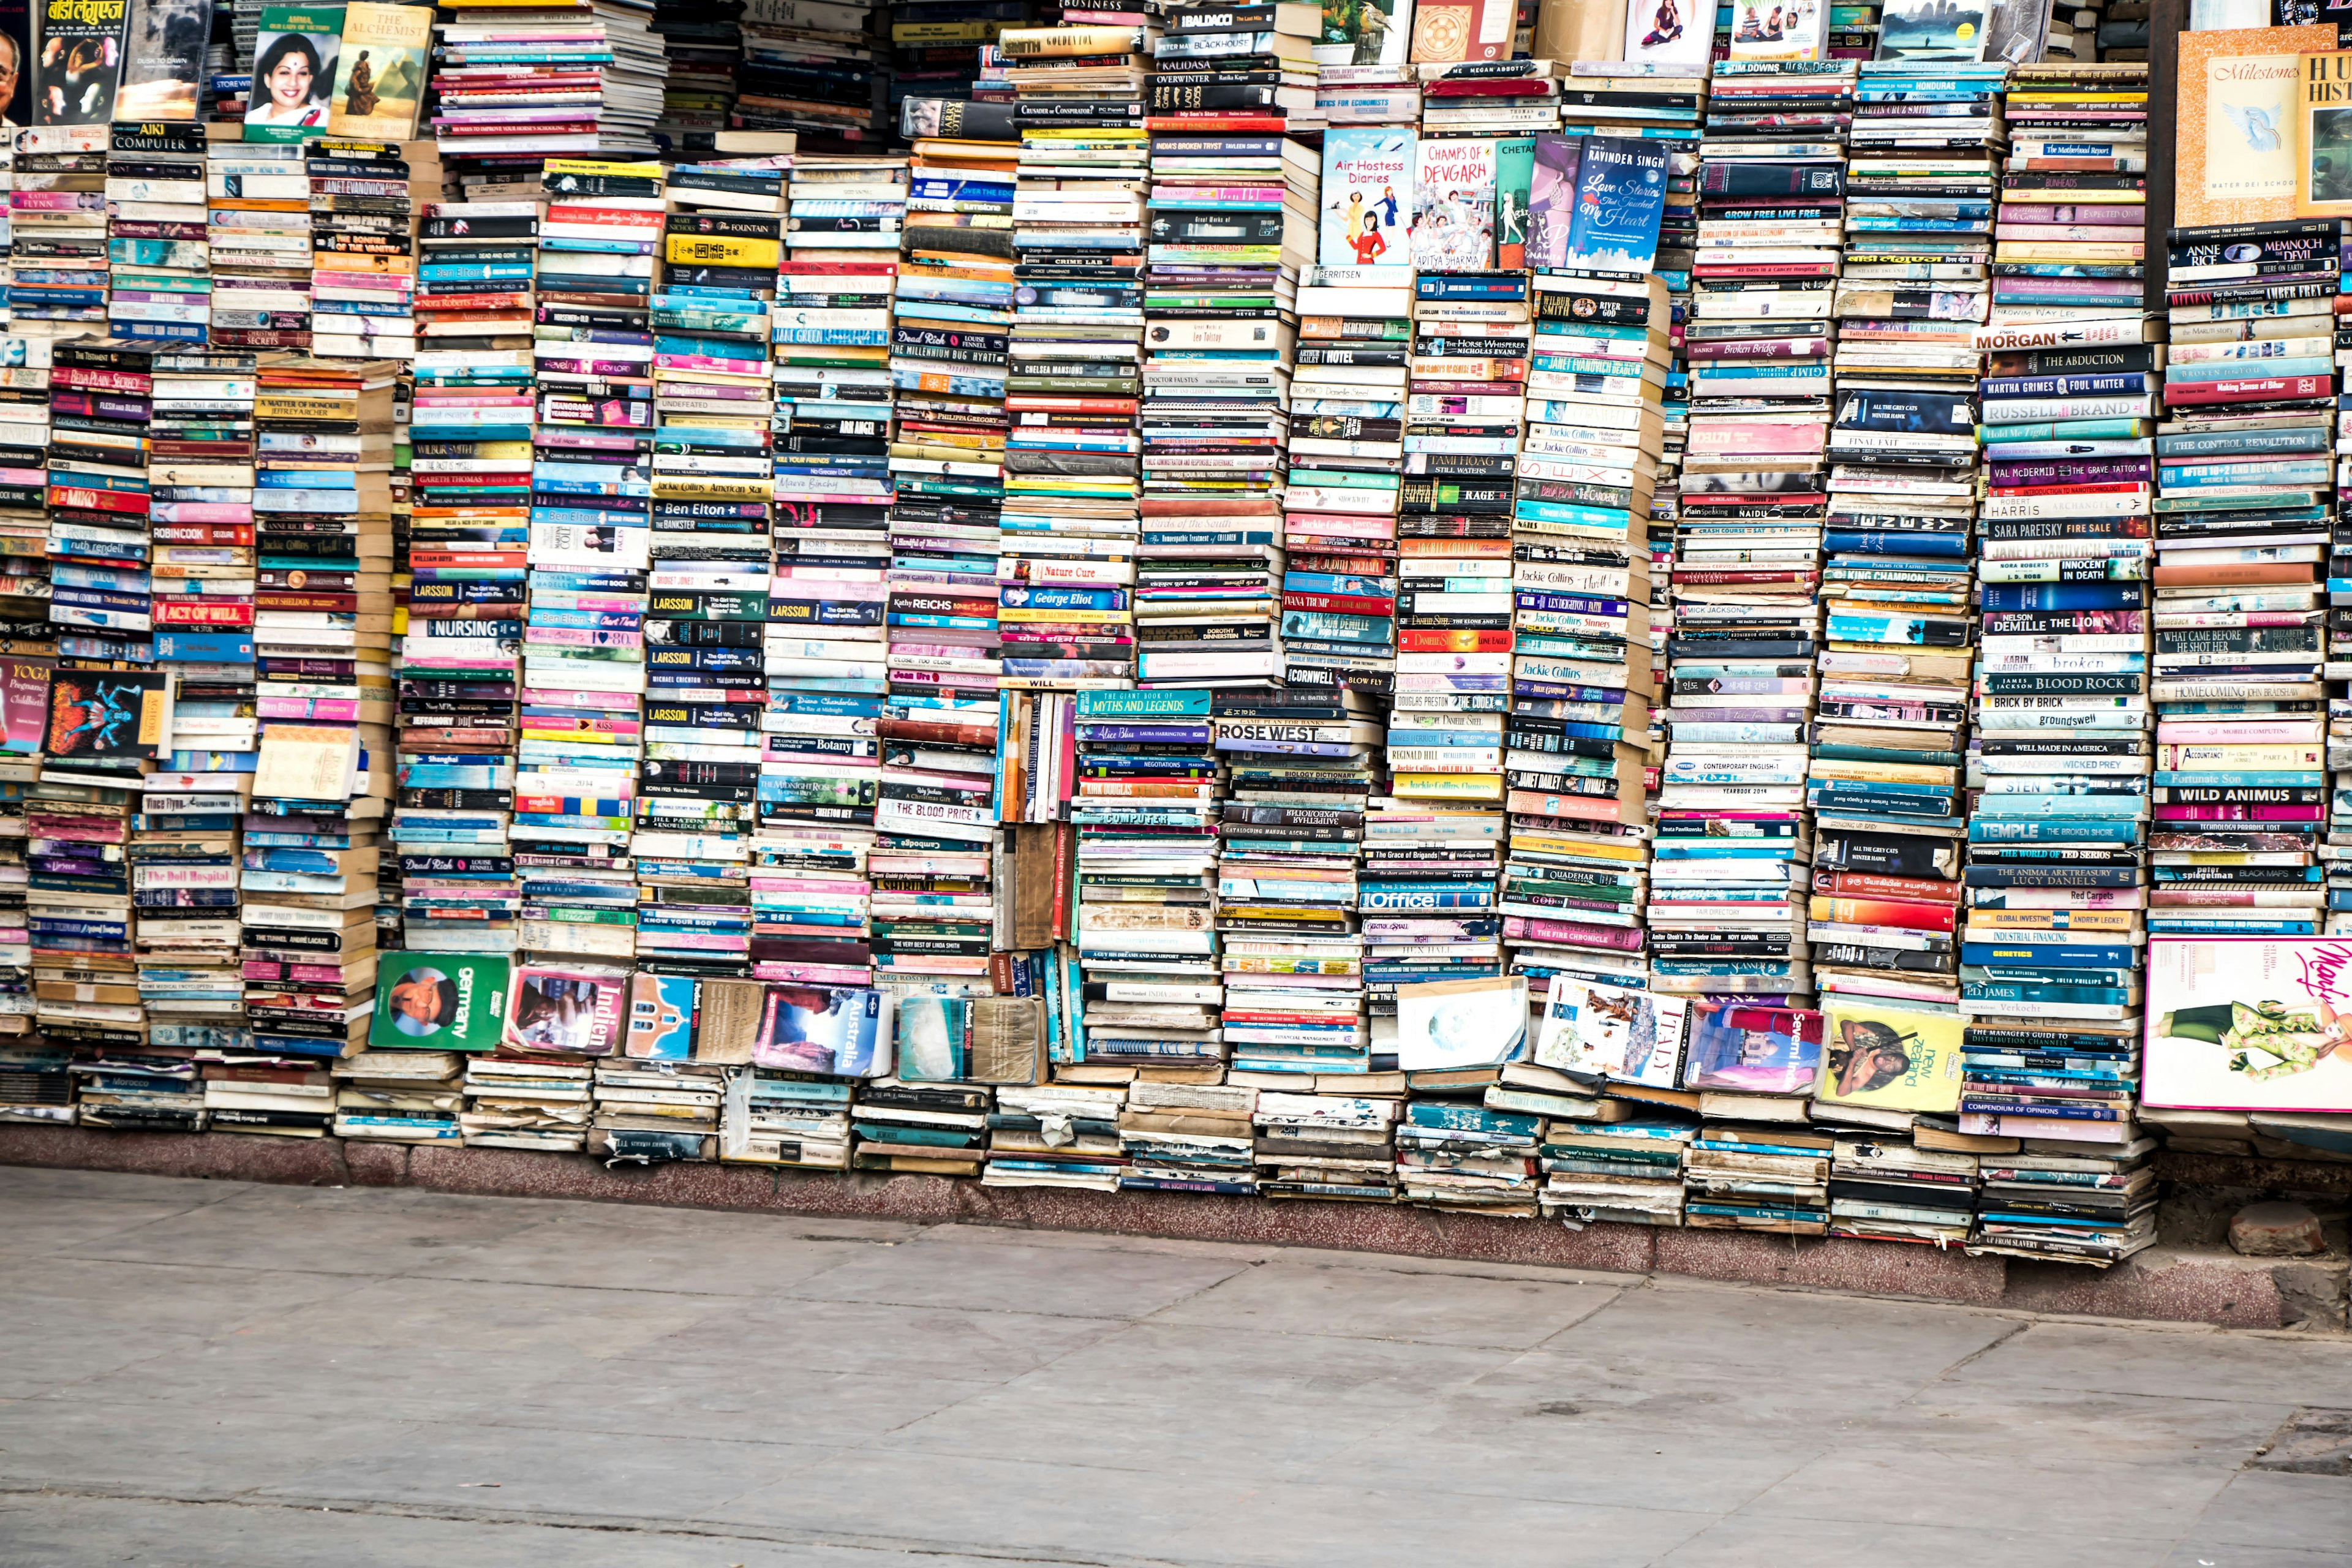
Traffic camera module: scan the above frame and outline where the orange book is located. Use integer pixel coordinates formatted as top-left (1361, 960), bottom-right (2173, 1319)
top-left (2150, 563), bottom-right (2318, 586)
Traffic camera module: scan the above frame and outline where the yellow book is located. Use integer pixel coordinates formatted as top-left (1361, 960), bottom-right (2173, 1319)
top-left (327, 2), bottom-right (432, 141)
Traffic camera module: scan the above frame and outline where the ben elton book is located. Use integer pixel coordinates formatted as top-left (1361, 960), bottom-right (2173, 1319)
top-left (370, 953), bottom-right (511, 1052)
top-left (1321, 127), bottom-right (1414, 273)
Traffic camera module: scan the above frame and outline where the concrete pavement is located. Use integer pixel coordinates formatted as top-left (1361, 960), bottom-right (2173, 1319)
top-left (1, 1166), bottom-right (2346, 1566)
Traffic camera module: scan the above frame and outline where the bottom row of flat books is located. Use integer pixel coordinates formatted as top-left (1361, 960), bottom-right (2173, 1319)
top-left (74, 1053), bottom-right (2151, 1265)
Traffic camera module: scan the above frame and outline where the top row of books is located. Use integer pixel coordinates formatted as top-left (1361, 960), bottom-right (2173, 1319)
top-left (1030, 0), bottom-right (2079, 72)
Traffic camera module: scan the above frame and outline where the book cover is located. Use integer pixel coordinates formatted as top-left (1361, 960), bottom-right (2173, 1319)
top-left (35, 0), bottom-right (129, 122)
top-left (1562, 134), bottom-right (1670, 273)
top-left (1727, 0), bottom-right (1825, 59)
top-left (243, 6), bottom-right (341, 142)
top-left (2174, 25), bottom-right (2333, 228)
top-left (1682, 1001), bottom-right (1825, 1093)
top-left (2144, 937), bottom-right (2352, 1112)
top-left (1874, 0), bottom-right (1989, 59)
top-left (1408, 0), bottom-right (1509, 61)
top-left (252, 723), bottom-right (356, 799)
top-left (1625, 0), bottom-right (1719, 67)
top-left (625, 971), bottom-right (698, 1060)
top-left (1321, 127), bottom-right (1415, 273)
top-left (2299, 48), bottom-right (2352, 219)
top-left (325, 0), bottom-right (425, 140)
top-left (1977, 0), bottom-right (2046, 65)
top-left (1, 0), bottom-right (28, 124)
top-left (1412, 135), bottom-right (1496, 270)
top-left (897, 995), bottom-right (969, 1080)
top-left (1493, 134), bottom-right (1534, 270)
top-left (1395, 974), bottom-right (1528, 1069)
top-left (371, 954), bottom-right (511, 1052)
top-left (45, 670), bottom-right (169, 764)
top-left (753, 984), bottom-right (889, 1076)
top-left (1314, 0), bottom-right (1412, 66)
top-left (1535, 978), bottom-right (1691, 1087)
top-left (1525, 131), bottom-right (1580, 268)
top-left (2, 657), bottom-right (50, 754)
top-left (1816, 998), bottom-right (1964, 1112)
top-left (113, 0), bottom-right (205, 119)
top-left (503, 965), bottom-right (628, 1057)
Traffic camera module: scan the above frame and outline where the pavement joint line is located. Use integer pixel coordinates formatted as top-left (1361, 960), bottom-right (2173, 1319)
top-left (0, 1488), bottom-right (1204, 1568)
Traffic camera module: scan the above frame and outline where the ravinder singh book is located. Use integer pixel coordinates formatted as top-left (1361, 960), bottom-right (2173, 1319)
top-left (1562, 135), bottom-right (1669, 274)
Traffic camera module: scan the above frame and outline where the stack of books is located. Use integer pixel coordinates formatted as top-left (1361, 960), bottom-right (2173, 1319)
top-left (590, 1057), bottom-right (724, 1158)
top-left (652, 0), bottom-right (745, 146)
top-left (889, 124), bottom-right (1016, 701)
top-left (720, 1064), bottom-right (854, 1167)
top-left (332, 1050), bottom-right (466, 1142)
top-left (1148, 0), bottom-right (1319, 127)
top-left (46, 338), bottom-right (158, 656)
top-left (736, 6), bottom-right (885, 148)
top-left (202, 1050), bottom-right (335, 1137)
top-left (107, 124), bottom-right (210, 348)
top-left (1212, 687), bottom-right (1373, 1074)
top-left (207, 130), bottom-right (311, 356)
top-left (867, 693), bottom-right (997, 982)
top-left (1068, 687), bottom-right (1224, 1073)
top-left (1805, 62), bottom-right (1999, 1023)
top-left (428, 0), bottom-right (667, 160)
top-left (1313, 53), bottom-right (1417, 128)
top-left (1251, 1087), bottom-right (1397, 1198)
top-left (1417, 57), bottom-right (1559, 138)
top-left (889, 8), bottom-right (1023, 115)
top-left (1825, 1131), bottom-right (1977, 1246)
top-left (14, 129), bottom-right (115, 360)
top-left (785, 155), bottom-right (909, 263)
top-left (1134, 19), bottom-right (1313, 689)
top-left (1213, 686), bottom-right (1373, 1081)
top-left (309, 138), bottom-right (440, 362)
top-left (70, 1044), bottom-right (205, 1128)
top-left (850, 1076), bottom-right (990, 1172)
top-left (132, 736), bottom-right (252, 1054)
top-left (1504, 258), bottom-right (1670, 1024)
top-left (1286, 247), bottom-right (1410, 693)
top-left (1117, 1078), bottom-right (1256, 1191)
top-left (1538, 1116), bottom-right (1691, 1226)
top-left (1656, 61), bottom-right (1851, 1008)
top-left (2149, 206), bottom-right (2330, 956)
top-left (461, 1051), bottom-right (594, 1148)
top-left (1959, 58), bottom-right (2152, 1161)
top-left (982, 1080), bottom-right (1128, 1188)
top-left (1000, 16), bottom-right (1155, 690)
top-left (1394, 1099), bottom-right (1539, 1213)
top-left (1969, 1133), bottom-right (2157, 1264)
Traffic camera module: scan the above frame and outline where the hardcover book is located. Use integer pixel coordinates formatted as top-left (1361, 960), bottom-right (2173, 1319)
top-left (371, 954), bottom-right (512, 1052)
top-left (1322, 127), bottom-right (1415, 272)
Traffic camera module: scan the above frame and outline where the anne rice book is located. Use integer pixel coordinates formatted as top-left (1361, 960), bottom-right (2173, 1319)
top-left (1321, 127), bottom-right (1416, 272)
